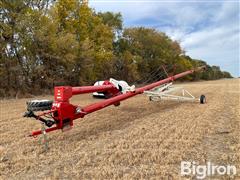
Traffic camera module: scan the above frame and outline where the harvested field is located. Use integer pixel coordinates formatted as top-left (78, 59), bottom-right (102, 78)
top-left (0, 79), bottom-right (239, 179)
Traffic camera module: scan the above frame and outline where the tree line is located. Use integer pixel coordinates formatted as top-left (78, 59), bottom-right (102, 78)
top-left (0, 0), bottom-right (232, 97)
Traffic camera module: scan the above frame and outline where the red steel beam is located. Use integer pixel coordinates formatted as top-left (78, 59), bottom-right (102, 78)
top-left (29, 126), bottom-right (59, 137)
top-left (72, 85), bottom-right (115, 95)
top-left (81, 66), bottom-right (205, 114)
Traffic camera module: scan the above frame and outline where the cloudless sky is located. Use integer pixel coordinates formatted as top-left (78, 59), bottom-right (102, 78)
top-left (89, 0), bottom-right (239, 77)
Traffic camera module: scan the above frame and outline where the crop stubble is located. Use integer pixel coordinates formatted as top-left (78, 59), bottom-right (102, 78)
top-left (0, 79), bottom-right (239, 179)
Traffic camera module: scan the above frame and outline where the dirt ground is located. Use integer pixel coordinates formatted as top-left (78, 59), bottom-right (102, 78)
top-left (0, 79), bottom-right (239, 179)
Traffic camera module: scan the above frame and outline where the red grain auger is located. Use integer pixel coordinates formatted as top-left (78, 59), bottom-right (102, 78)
top-left (24, 66), bottom-right (206, 137)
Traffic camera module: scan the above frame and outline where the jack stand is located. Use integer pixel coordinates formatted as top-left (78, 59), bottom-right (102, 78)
top-left (38, 123), bottom-right (49, 151)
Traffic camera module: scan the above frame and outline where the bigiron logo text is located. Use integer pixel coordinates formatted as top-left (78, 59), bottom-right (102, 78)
top-left (181, 161), bottom-right (237, 179)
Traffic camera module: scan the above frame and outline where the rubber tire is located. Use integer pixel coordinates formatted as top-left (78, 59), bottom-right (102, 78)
top-left (27, 100), bottom-right (53, 111)
top-left (200, 95), bottom-right (206, 104)
top-left (114, 102), bottom-right (120, 107)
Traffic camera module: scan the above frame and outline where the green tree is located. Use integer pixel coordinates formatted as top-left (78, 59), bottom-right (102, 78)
top-left (0, 0), bottom-right (233, 98)
top-left (116, 27), bottom-right (182, 82)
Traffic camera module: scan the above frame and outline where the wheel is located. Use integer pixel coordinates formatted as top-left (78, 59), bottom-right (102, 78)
top-left (114, 102), bottom-right (120, 107)
top-left (27, 100), bottom-right (53, 111)
top-left (200, 95), bottom-right (206, 104)
top-left (149, 96), bottom-right (160, 101)
top-left (149, 96), bottom-right (153, 101)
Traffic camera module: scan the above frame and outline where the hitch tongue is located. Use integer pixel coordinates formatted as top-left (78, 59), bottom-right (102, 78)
top-left (23, 111), bottom-right (35, 118)
top-left (23, 110), bottom-right (55, 127)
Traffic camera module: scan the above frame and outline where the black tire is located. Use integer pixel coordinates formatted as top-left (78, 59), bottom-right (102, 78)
top-left (114, 102), bottom-right (120, 107)
top-left (27, 100), bottom-right (53, 111)
top-left (200, 95), bottom-right (206, 104)
top-left (149, 96), bottom-right (153, 101)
